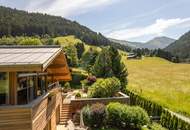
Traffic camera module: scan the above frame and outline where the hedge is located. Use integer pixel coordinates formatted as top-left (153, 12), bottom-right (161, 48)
top-left (125, 90), bottom-right (190, 130)
top-left (106, 102), bottom-right (150, 129)
top-left (88, 77), bottom-right (121, 98)
top-left (160, 110), bottom-right (190, 130)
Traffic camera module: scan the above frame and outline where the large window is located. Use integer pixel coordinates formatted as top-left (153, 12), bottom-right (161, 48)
top-left (0, 72), bottom-right (9, 105)
top-left (17, 73), bottom-right (48, 105)
top-left (17, 76), bottom-right (36, 104)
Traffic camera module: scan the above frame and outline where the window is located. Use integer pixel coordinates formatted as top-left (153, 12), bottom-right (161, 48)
top-left (0, 72), bottom-right (9, 105)
top-left (17, 76), bottom-right (35, 104)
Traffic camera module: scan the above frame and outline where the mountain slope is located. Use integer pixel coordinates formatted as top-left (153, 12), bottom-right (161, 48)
top-left (109, 38), bottom-right (143, 48)
top-left (0, 6), bottom-right (108, 46)
top-left (165, 31), bottom-right (190, 62)
top-left (110, 36), bottom-right (175, 49)
top-left (0, 6), bottom-right (131, 52)
top-left (143, 36), bottom-right (175, 49)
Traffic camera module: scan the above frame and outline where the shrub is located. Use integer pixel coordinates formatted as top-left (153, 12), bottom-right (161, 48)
top-left (88, 77), bottom-right (121, 98)
top-left (75, 92), bottom-right (82, 98)
top-left (69, 71), bottom-right (88, 88)
top-left (106, 102), bottom-right (150, 129)
top-left (82, 103), bottom-right (106, 128)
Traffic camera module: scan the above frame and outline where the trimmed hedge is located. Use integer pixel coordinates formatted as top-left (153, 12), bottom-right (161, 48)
top-left (126, 90), bottom-right (190, 130)
top-left (106, 102), bottom-right (150, 129)
top-left (88, 77), bottom-right (121, 98)
top-left (125, 90), bottom-right (162, 116)
top-left (161, 110), bottom-right (190, 130)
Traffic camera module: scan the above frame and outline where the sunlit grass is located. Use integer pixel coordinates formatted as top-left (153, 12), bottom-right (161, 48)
top-left (54, 35), bottom-right (101, 52)
top-left (124, 56), bottom-right (190, 116)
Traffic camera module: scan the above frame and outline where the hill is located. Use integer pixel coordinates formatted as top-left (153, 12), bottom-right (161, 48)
top-left (165, 31), bottom-right (190, 62)
top-left (110, 36), bottom-right (175, 49)
top-left (143, 36), bottom-right (175, 49)
top-left (0, 6), bottom-right (131, 52)
top-left (109, 38), bottom-right (143, 48)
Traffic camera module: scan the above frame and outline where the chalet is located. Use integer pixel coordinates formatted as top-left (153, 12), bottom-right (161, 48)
top-left (127, 53), bottom-right (137, 59)
top-left (0, 46), bottom-right (71, 130)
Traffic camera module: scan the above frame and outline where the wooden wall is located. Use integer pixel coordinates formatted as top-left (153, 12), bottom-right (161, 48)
top-left (31, 88), bottom-right (62, 130)
top-left (0, 107), bottom-right (31, 130)
top-left (0, 88), bottom-right (62, 130)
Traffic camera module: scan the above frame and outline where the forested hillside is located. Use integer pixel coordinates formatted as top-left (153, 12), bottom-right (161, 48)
top-left (0, 6), bottom-right (131, 51)
top-left (165, 31), bottom-right (190, 62)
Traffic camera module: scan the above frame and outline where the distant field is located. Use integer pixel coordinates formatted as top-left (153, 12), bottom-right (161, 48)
top-left (54, 35), bottom-right (101, 52)
top-left (125, 56), bottom-right (190, 116)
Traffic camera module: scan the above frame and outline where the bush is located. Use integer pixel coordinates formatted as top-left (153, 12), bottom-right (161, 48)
top-left (106, 102), bottom-right (150, 129)
top-left (88, 77), bottom-right (121, 98)
top-left (82, 103), bottom-right (106, 128)
top-left (69, 71), bottom-right (88, 88)
top-left (75, 92), bottom-right (82, 98)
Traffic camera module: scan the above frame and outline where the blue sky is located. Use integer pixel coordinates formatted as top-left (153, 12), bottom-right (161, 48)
top-left (0, 0), bottom-right (190, 42)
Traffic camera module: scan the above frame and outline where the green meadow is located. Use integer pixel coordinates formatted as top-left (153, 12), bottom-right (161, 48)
top-left (125, 56), bottom-right (190, 116)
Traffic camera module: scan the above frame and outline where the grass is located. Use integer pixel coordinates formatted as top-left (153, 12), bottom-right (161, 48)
top-left (124, 56), bottom-right (190, 116)
top-left (54, 35), bottom-right (101, 52)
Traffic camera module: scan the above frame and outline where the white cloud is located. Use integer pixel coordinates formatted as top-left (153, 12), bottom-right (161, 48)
top-left (26, 0), bottom-right (117, 17)
top-left (106, 18), bottom-right (190, 41)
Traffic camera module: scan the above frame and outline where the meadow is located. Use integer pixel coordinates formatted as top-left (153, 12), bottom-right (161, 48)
top-left (125, 56), bottom-right (190, 116)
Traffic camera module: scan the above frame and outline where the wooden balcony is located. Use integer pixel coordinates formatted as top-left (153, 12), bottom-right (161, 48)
top-left (0, 87), bottom-right (62, 130)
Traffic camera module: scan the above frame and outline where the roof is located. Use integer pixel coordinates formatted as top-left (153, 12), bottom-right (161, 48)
top-left (0, 46), bottom-right (63, 71)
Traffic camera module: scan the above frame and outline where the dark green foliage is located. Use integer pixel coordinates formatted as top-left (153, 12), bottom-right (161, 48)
top-left (92, 47), bottom-right (113, 77)
top-left (82, 103), bottom-right (106, 128)
top-left (106, 102), bottom-right (150, 129)
top-left (74, 42), bottom-right (85, 59)
top-left (63, 45), bottom-right (78, 67)
top-left (132, 48), bottom-right (179, 63)
top-left (165, 30), bottom-right (190, 62)
top-left (69, 71), bottom-right (88, 88)
top-left (92, 46), bottom-right (128, 90)
top-left (81, 48), bottom-right (99, 71)
top-left (88, 77), bottom-right (121, 98)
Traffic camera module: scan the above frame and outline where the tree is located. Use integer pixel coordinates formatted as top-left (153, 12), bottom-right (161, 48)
top-left (74, 42), bottom-right (85, 59)
top-left (81, 47), bottom-right (99, 72)
top-left (63, 45), bottom-right (78, 67)
top-left (109, 46), bottom-right (128, 90)
top-left (92, 47), bottom-right (114, 78)
top-left (92, 46), bottom-right (128, 90)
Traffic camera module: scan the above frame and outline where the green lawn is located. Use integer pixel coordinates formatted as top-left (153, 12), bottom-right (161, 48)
top-left (125, 56), bottom-right (190, 116)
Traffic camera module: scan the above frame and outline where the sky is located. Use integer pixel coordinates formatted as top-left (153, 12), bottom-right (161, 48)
top-left (0, 0), bottom-right (190, 42)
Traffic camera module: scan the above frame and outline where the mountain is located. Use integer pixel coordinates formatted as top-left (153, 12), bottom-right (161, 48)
top-left (143, 36), bottom-right (175, 49)
top-left (165, 31), bottom-right (190, 62)
top-left (109, 36), bottom-right (175, 49)
top-left (109, 38), bottom-right (143, 48)
top-left (0, 6), bottom-right (132, 52)
top-left (0, 6), bottom-right (110, 47)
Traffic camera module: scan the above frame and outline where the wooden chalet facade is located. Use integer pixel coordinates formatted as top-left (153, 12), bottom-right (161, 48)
top-left (0, 46), bottom-right (71, 130)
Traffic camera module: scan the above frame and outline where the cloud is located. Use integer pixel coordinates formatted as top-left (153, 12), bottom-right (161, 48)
top-left (106, 18), bottom-right (190, 41)
top-left (26, 0), bottom-right (117, 17)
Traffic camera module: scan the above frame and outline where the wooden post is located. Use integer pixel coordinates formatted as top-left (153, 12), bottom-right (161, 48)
top-left (9, 72), bottom-right (17, 105)
top-left (45, 75), bottom-right (48, 92)
top-left (34, 74), bottom-right (38, 98)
